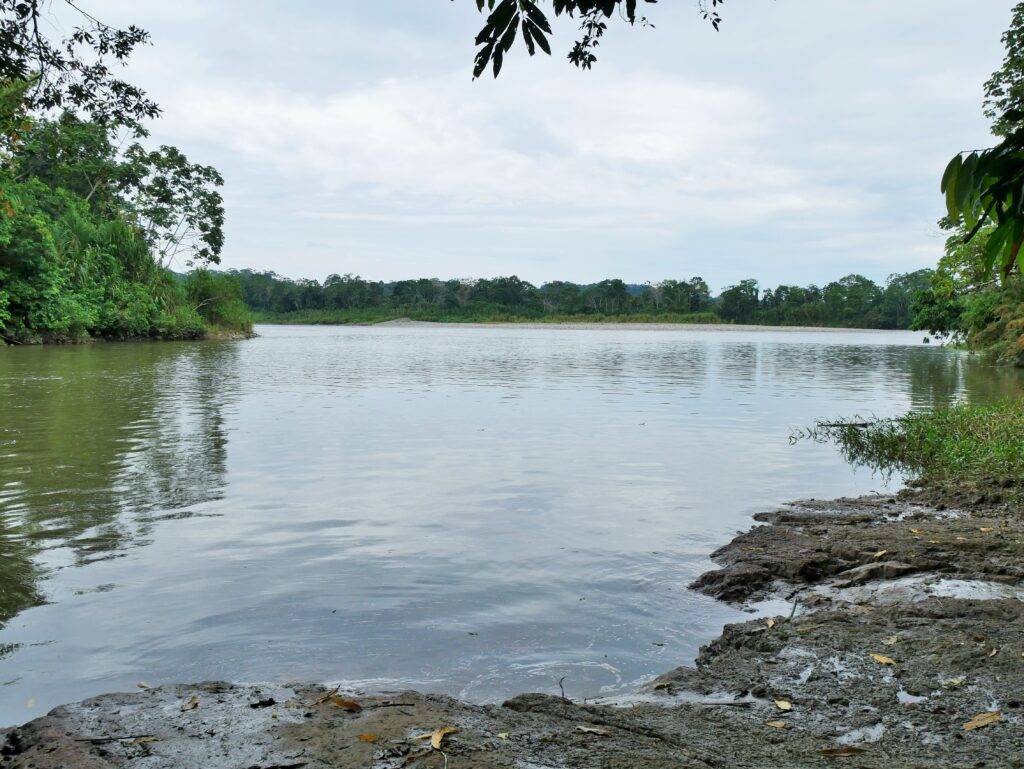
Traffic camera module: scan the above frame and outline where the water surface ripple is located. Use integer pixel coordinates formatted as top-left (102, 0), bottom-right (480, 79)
top-left (1, 325), bottom-right (1021, 725)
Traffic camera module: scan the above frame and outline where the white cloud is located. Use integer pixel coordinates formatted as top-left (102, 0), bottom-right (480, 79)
top-left (104, 0), bottom-right (1014, 285)
top-left (158, 68), bottom-right (857, 236)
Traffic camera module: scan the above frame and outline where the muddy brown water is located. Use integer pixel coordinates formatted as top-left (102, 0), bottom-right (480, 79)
top-left (1, 324), bottom-right (1021, 726)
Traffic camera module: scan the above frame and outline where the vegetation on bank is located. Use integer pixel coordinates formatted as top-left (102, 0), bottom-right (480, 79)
top-left (235, 270), bottom-right (932, 330)
top-left (908, 4), bottom-right (1024, 367)
top-left (253, 307), bottom-right (722, 325)
top-left (0, 10), bottom-right (252, 345)
top-left (807, 399), bottom-right (1024, 499)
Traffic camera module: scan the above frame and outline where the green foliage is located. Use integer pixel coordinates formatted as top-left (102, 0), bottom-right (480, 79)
top-left (925, 6), bottom-right (1024, 365)
top-left (184, 269), bottom-right (253, 335)
top-left (941, 5), bottom-right (1024, 284)
top-left (0, 173), bottom-right (222, 343)
top-left (234, 270), bottom-right (929, 330)
top-left (1, 42), bottom-right (236, 345)
top-left (0, 1), bottom-right (157, 124)
top-left (807, 400), bottom-right (1024, 489)
top-left (985, 2), bottom-right (1024, 137)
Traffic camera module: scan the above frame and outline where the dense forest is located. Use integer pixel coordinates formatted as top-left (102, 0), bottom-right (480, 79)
top-left (230, 268), bottom-right (934, 329)
top-left (0, 5), bottom-right (251, 345)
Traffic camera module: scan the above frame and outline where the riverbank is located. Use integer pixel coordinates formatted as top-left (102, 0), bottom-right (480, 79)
top-left (266, 317), bottom-right (921, 334)
top-left (4, 481), bottom-right (1021, 768)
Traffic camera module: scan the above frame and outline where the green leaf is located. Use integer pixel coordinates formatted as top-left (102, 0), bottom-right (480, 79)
top-left (954, 153), bottom-right (978, 214)
top-left (940, 153), bottom-right (962, 195)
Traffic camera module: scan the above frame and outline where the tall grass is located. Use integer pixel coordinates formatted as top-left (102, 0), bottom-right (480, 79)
top-left (804, 400), bottom-right (1024, 485)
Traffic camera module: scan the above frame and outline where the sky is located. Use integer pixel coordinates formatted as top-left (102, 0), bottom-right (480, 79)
top-left (65, 1), bottom-right (1017, 290)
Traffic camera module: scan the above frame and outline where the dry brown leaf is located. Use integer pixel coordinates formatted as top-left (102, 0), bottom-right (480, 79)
top-left (980, 527), bottom-right (994, 533)
top-left (872, 549), bottom-right (888, 559)
top-left (431, 726), bottom-right (458, 749)
top-left (766, 618), bottom-right (776, 629)
top-left (357, 733), bottom-right (380, 743)
top-left (774, 700), bottom-right (793, 711)
top-left (180, 695), bottom-right (199, 712)
top-left (765, 720), bottom-right (787, 729)
top-left (820, 746), bottom-right (866, 757)
top-left (497, 732), bottom-right (509, 740)
top-left (963, 711), bottom-right (1001, 731)
top-left (870, 653), bottom-right (896, 665)
top-left (910, 528), bottom-right (924, 535)
top-left (881, 635), bottom-right (898, 646)
top-left (327, 696), bottom-right (363, 712)
top-left (576, 725), bottom-right (612, 737)
top-left (941, 676), bottom-right (966, 688)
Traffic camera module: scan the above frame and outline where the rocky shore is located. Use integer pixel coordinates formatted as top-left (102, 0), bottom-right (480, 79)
top-left (4, 490), bottom-right (1022, 768)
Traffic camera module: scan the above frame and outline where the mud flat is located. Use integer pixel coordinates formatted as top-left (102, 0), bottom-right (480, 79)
top-left (4, 491), bottom-right (1022, 768)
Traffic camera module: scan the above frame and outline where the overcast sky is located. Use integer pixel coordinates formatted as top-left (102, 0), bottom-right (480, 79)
top-left (78, 1), bottom-right (1014, 289)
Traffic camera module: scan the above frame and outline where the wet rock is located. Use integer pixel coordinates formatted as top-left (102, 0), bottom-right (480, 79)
top-left (833, 561), bottom-right (918, 587)
top-left (5, 492), bottom-right (1024, 769)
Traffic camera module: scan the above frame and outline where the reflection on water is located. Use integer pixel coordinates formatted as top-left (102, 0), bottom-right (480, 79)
top-left (0, 326), bottom-right (1020, 725)
top-left (0, 343), bottom-right (236, 620)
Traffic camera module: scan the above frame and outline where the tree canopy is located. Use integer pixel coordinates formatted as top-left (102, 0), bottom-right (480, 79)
top-left (465, 0), bottom-right (723, 77)
top-left (0, 0), bottom-right (157, 124)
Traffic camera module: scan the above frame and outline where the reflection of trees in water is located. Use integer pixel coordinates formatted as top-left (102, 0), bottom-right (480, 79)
top-left (0, 342), bottom-right (237, 628)
top-left (905, 349), bottom-right (1024, 410)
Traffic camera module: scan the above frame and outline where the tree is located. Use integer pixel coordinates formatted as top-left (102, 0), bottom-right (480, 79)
top-left (465, 0), bottom-right (724, 78)
top-left (717, 279), bottom-right (758, 323)
top-left (942, 4), bottom-right (1024, 283)
top-left (13, 111), bottom-right (129, 211)
top-left (0, 0), bottom-right (157, 124)
top-left (121, 144), bottom-right (225, 267)
top-left (985, 2), bottom-right (1024, 137)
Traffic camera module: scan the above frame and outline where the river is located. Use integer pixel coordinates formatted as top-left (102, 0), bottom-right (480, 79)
top-left (1, 324), bottom-right (1021, 726)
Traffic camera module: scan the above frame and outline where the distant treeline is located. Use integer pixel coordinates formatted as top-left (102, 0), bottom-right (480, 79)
top-left (230, 269), bottom-right (934, 329)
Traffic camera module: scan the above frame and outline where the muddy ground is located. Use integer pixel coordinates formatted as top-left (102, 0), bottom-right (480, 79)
top-left (4, 491), bottom-right (1022, 768)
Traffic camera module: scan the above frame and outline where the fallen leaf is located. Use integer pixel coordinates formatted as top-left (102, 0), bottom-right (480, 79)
top-left (357, 733), bottom-right (380, 743)
top-left (820, 746), bottom-right (866, 757)
top-left (766, 720), bottom-right (787, 729)
top-left (989, 647), bottom-right (998, 657)
top-left (327, 696), bottom-right (362, 712)
top-left (963, 711), bottom-right (1001, 731)
top-left (137, 682), bottom-right (151, 690)
top-left (766, 618), bottom-right (776, 629)
top-left (941, 676), bottom-right (966, 688)
top-left (980, 527), bottom-right (994, 533)
top-left (881, 635), bottom-right (898, 646)
top-left (430, 726), bottom-right (458, 749)
top-left (872, 549), bottom-right (888, 559)
top-left (910, 528), bottom-right (924, 535)
top-left (774, 700), bottom-right (793, 711)
top-left (180, 695), bottom-right (199, 712)
top-left (132, 736), bottom-right (160, 745)
top-left (576, 725), bottom-right (612, 737)
top-left (870, 653), bottom-right (896, 666)
top-left (497, 732), bottom-right (509, 740)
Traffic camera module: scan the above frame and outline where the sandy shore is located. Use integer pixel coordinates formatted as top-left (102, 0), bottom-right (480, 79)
top-left (4, 488), bottom-right (1020, 768)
